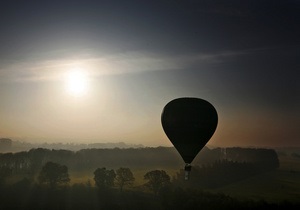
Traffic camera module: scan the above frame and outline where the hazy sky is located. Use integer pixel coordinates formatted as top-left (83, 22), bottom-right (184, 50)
top-left (0, 0), bottom-right (299, 147)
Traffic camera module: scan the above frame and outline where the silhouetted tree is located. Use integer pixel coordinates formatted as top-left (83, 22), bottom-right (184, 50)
top-left (93, 167), bottom-right (116, 189)
top-left (38, 161), bottom-right (70, 188)
top-left (144, 170), bottom-right (170, 195)
top-left (115, 167), bottom-right (134, 192)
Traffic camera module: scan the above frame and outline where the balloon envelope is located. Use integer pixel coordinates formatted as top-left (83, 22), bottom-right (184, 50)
top-left (161, 98), bottom-right (218, 164)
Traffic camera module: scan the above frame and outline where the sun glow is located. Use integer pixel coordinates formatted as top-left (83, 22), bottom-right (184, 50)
top-left (65, 68), bottom-right (89, 97)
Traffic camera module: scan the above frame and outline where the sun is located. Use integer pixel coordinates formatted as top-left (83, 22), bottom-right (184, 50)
top-left (65, 68), bottom-right (88, 97)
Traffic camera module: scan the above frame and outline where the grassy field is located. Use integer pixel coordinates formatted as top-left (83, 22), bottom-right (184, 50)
top-left (211, 155), bottom-right (300, 203)
top-left (66, 154), bottom-right (300, 203)
top-left (69, 167), bottom-right (180, 187)
top-left (8, 148), bottom-right (298, 204)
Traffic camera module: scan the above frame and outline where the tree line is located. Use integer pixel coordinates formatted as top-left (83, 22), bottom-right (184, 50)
top-left (35, 161), bottom-right (170, 195)
top-left (0, 147), bottom-right (279, 176)
top-left (0, 146), bottom-right (280, 193)
top-left (174, 159), bottom-right (271, 188)
top-left (0, 146), bottom-right (296, 210)
top-left (0, 160), bottom-right (298, 210)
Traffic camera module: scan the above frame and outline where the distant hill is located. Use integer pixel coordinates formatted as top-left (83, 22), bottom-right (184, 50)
top-left (0, 138), bottom-right (144, 153)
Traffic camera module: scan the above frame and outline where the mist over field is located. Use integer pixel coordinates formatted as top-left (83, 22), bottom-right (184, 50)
top-left (1, 138), bottom-right (300, 209)
top-left (1, 0), bottom-right (299, 209)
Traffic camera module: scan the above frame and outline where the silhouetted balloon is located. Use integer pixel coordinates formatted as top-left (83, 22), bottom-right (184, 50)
top-left (161, 98), bottom-right (218, 179)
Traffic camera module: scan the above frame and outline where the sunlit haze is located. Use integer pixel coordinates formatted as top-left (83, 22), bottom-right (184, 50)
top-left (0, 0), bottom-right (299, 148)
top-left (65, 68), bottom-right (89, 97)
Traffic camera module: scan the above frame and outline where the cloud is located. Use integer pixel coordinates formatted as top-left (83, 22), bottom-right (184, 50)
top-left (0, 50), bottom-right (247, 83)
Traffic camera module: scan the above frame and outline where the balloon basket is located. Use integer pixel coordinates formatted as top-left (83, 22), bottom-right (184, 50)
top-left (184, 164), bottom-right (192, 180)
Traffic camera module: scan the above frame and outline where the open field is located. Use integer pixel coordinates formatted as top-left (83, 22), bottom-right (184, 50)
top-left (69, 168), bottom-right (180, 187)
top-left (3, 147), bottom-right (300, 205)
top-left (211, 155), bottom-right (300, 203)
top-left (66, 154), bottom-right (300, 204)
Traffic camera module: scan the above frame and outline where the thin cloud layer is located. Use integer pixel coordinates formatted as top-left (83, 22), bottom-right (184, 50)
top-left (0, 50), bottom-right (248, 83)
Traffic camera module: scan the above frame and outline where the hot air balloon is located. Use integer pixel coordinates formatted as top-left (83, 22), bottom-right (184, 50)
top-left (161, 97), bottom-right (218, 180)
